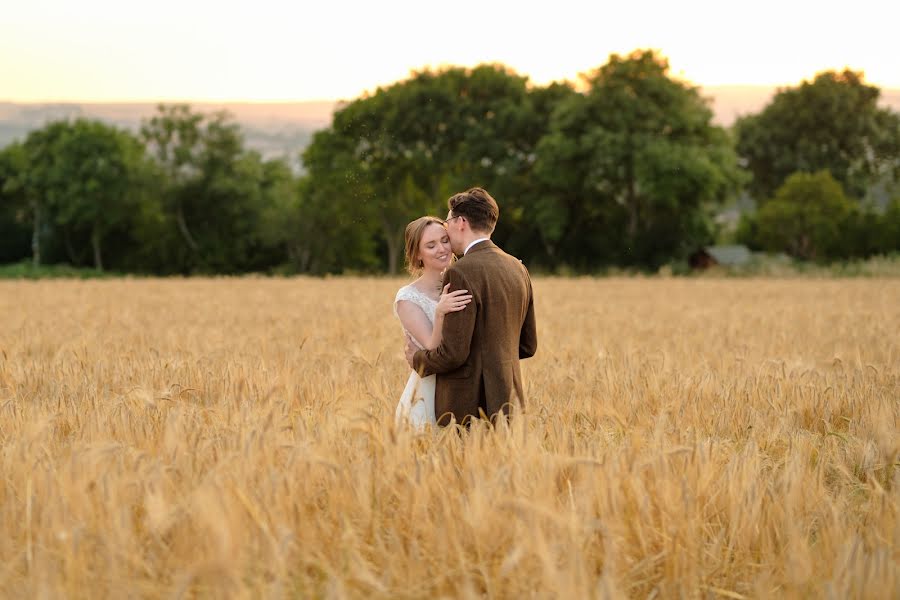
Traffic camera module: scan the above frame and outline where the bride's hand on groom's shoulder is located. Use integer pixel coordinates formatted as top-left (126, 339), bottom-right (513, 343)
top-left (436, 283), bottom-right (472, 317)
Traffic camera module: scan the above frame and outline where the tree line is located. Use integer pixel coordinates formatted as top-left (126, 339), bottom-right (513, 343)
top-left (1, 50), bottom-right (898, 275)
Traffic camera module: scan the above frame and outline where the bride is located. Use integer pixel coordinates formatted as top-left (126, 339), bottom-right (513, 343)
top-left (394, 216), bottom-right (472, 429)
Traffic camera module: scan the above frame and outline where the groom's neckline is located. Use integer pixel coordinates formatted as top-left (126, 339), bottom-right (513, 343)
top-left (464, 238), bottom-right (492, 256)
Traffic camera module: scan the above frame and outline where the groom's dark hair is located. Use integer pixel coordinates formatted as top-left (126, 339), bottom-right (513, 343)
top-left (448, 187), bottom-right (499, 234)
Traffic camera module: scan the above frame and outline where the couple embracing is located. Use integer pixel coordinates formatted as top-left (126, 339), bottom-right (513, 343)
top-left (393, 187), bottom-right (537, 429)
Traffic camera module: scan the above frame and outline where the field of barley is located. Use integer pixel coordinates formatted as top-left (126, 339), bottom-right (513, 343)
top-left (0, 276), bottom-right (898, 598)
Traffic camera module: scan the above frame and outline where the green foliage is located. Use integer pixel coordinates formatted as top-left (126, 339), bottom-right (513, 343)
top-left (0, 142), bottom-right (32, 263)
top-left (535, 50), bottom-right (745, 269)
top-left (287, 128), bottom-right (380, 274)
top-left (18, 119), bottom-right (150, 271)
top-left (664, 252), bottom-right (900, 278)
top-left (0, 260), bottom-right (121, 279)
top-left (303, 64), bottom-right (564, 273)
top-left (2, 55), bottom-right (899, 276)
top-left (735, 69), bottom-right (900, 201)
top-left (882, 198), bottom-right (900, 253)
top-left (753, 171), bottom-right (855, 261)
top-left (139, 105), bottom-right (290, 273)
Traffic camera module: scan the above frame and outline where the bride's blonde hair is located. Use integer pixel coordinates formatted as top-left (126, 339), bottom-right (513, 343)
top-left (404, 216), bottom-right (449, 276)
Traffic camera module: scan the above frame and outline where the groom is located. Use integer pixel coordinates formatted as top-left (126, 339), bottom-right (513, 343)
top-left (405, 187), bottom-right (537, 426)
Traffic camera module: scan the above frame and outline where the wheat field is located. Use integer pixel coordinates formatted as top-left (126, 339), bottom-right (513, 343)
top-left (0, 276), bottom-right (897, 599)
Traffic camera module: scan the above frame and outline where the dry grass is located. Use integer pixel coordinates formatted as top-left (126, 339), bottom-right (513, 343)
top-left (0, 276), bottom-right (898, 599)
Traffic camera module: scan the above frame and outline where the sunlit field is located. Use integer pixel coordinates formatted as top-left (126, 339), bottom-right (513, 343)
top-left (1, 277), bottom-right (897, 598)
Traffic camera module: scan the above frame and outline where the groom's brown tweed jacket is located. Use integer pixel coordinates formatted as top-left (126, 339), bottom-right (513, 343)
top-left (413, 240), bottom-right (537, 426)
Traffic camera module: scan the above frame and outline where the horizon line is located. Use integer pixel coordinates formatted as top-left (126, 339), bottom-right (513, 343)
top-left (0, 98), bottom-right (344, 105)
top-left (5, 84), bottom-right (900, 105)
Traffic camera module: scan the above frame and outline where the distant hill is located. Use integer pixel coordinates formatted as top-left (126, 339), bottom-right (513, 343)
top-left (0, 101), bottom-right (337, 172)
top-left (701, 85), bottom-right (900, 125)
top-left (2, 88), bottom-right (899, 170)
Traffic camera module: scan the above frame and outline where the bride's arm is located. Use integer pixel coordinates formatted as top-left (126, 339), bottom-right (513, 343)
top-left (397, 286), bottom-right (472, 351)
top-left (396, 301), bottom-right (435, 349)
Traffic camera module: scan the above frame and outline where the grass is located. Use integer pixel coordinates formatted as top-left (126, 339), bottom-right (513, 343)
top-left (0, 261), bottom-right (120, 279)
top-left (4, 254), bottom-right (900, 281)
top-left (722, 253), bottom-right (900, 278)
top-left (0, 277), bottom-right (897, 598)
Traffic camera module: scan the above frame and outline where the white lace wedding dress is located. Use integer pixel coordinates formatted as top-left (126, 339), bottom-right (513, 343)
top-left (393, 284), bottom-right (437, 430)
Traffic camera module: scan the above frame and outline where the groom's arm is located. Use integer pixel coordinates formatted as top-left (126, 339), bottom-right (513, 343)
top-left (519, 269), bottom-right (537, 359)
top-left (413, 268), bottom-right (476, 377)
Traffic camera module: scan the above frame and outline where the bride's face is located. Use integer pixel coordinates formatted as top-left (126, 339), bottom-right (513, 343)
top-left (418, 223), bottom-right (452, 272)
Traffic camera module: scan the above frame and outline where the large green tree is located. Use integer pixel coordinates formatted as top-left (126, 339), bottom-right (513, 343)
top-left (18, 119), bottom-right (147, 271)
top-left (465, 80), bottom-right (577, 265)
top-left (735, 70), bottom-right (900, 202)
top-left (535, 49), bottom-right (744, 269)
top-left (304, 65), bottom-right (556, 273)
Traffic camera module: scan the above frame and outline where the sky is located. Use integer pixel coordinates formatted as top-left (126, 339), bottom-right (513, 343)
top-left (2, 0), bottom-right (898, 103)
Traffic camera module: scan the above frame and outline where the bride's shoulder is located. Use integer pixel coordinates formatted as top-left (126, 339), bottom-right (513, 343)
top-left (395, 283), bottom-right (416, 301)
top-left (395, 283), bottom-right (427, 309)
top-left (394, 283), bottom-right (424, 318)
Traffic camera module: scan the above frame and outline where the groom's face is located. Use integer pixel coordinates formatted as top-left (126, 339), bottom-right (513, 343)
top-left (446, 211), bottom-right (465, 256)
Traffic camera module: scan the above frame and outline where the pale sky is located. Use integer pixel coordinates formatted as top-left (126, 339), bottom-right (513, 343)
top-left (2, 0), bottom-right (898, 102)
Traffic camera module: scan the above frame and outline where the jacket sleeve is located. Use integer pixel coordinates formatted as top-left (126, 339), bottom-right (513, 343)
top-left (413, 268), bottom-right (476, 377)
top-left (519, 268), bottom-right (537, 359)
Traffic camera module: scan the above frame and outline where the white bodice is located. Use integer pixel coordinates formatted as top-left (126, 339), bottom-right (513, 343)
top-left (394, 283), bottom-right (438, 349)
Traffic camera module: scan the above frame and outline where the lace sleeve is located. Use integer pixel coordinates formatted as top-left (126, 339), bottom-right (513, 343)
top-left (393, 285), bottom-right (416, 318)
top-left (394, 285), bottom-right (425, 349)
top-left (393, 285), bottom-right (436, 350)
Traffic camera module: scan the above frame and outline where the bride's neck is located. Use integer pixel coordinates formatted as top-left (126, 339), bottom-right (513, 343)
top-left (416, 269), bottom-right (443, 294)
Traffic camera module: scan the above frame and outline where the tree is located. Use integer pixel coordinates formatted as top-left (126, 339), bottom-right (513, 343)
top-left (16, 120), bottom-right (149, 271)
top-left (140, 104), bottom-right (206, 253)
top-left (18, 123), bottom-right (74, 266)
top-left (35, 120), bottom-right (146, 270)
top-left (876, 197), bottom-right (900, 254)
top-left (754, 171), bottom-right (855, 261)
top-left (0, 142), bottom-right (34, 264)
top-left (140, 104), bottom-right (289, 273)
top-left (456, 80), bottom-right (577, 266)
top-left (281, 128), bottom-right (380, 274)
top-left (534, 49), bottom-right (744, 269)
top-left (735, 70), bottom-right (900, 202)
top-left (305, 65), bottom-right (552, 273)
